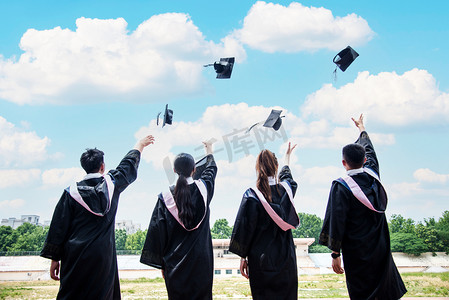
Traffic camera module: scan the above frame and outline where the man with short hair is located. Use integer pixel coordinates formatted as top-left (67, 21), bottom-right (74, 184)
top-left (319, 114), bottom-right (407, 299)
top-left (41, 135), bottom-right (154, 300)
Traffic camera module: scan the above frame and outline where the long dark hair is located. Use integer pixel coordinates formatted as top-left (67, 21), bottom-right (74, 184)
top-left (173, 153), bottom-right (196, 228)
top-left (255, 149), bottom-right (279, 203)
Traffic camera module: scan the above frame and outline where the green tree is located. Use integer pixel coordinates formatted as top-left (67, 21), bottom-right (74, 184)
top-left (0, 226), bottom-right (14, 252)
top-left (125, 230), bottom-right (147, 250)
top-left (211, 219), bottom-right (233, 239)
top-left (389, 214), bottom-right (415, 234)
top-left (8, 224), bottom-right (48, 252)
top-left (292, 213), bottom-right (329, 253)
top-left (415, 223), bottom-right (443, 254)
top-left (435, 211), bottom-right (449, 254)
top-left (115, 229), bottom-right (127, 250)
top-left (292, 213), bottom-right (323, 240)
top-left (390, 232), bottom-right (427, 256)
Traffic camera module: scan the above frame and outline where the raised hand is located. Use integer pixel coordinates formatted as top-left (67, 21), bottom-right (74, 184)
top-left (284, 142), bottom-right (297, 166)
top-left (134, 135), bottom-right (155, 152)
top-left (351, 114), bottom-right (365, 132)
top-left (202, 139), bottom-right (215, 155)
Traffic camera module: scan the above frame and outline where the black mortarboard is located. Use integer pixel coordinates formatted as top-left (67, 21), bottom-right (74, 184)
top-left (333, 46), bottom-right (359, 72)
top-left (156, 111), bottom-right (161, 126)
top-left (203, 57), bottom-right (235, 79)
top-left (193, 156), bottom-right (208, 180)
top-left (162, 104), bottom-right (173, 127)
top-left (263, 109), bottom-right (283, 131)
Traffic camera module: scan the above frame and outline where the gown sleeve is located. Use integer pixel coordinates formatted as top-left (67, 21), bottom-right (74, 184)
top-left (199, 154), bottom-right (218, 204)
top-left (108, 149), bottom-right (141, 193)
top-left (229, 191), bottom-right (259, 258)
top-left (40, 191), bottom-right (74, 261)
top-left (356, 131), bottom-right (380, 177)
top-left (319, 182), bottom-right (351, 252)
top-left (140, 197), bottom-right (168, 269)
top-left (278, 165), bottom-right (298, 197)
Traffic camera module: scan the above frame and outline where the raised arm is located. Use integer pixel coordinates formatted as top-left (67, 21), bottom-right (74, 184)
top-left (134, 135), bottom-right (155, 153)
top-left (351, 113), bottom-right (366, 133)
top-left (284, 142), bottom-right (297, 166)
top-left (200, 140), bottom-right (217, 204)
top-left (203, 139), bottom-right (213, 155)
top-left (279, 142), bottom-right (298, 196)
top-left (351, 114), bottom-right (380, 176)
top-left (111, 135), bottom-right (155, 193)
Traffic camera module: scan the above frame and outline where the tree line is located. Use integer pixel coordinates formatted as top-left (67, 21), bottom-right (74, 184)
top-left (1, 211), bottom-right (448, 256)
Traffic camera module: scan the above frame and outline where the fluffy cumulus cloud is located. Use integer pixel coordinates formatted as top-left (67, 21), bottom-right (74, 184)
top-left (233, 1), bottom-right (374, 53)
top-left (136, 103), bottom-right (276, 169)
top-left (301, 69), bottom-right (449, 127)
top-left (385, 167), bottom-right (449, 220)
top-left (136, 102), bottom-right (396, 173)
top-left (0, 116), bottom-right (51, 167)
top-left (413, 168), bottom-right (449, 184)
top-left (0, 198), bottom-right (25, 209)
top-left (0, 169), bottom-right (41, 189)
top-left (41, 167), bottom-right (85, 188)
top-left (0, 14), bottom-right (245, 105)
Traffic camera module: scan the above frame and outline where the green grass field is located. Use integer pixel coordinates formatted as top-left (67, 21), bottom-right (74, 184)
top-left (1, 272), bottom-right (448, 299)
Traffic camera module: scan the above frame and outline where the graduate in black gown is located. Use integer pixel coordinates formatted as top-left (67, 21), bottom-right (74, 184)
top-left (40, 135), bottom-right (155, 300)
top-left (319, 114), bottom-right (407, 300)
top-left (140, 141), bottom-right (217, 300)
top-left (229, 142), bottom-right (300, 300)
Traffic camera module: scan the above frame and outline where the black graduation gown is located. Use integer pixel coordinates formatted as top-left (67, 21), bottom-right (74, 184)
top-left (40, 150), bottom-right (141, 300)
top-left (229, 166), bottom-right (299, 300)
top-left (140, 154), bottom-right (217, 300)
top-left (319, 131), bottom-right (407, 300)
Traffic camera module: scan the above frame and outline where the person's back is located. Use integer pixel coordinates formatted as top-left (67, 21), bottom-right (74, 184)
top-left (141, 141), bottom-right (217, 300)
top-left (319, 114), bottom-right (406, 300)
top-left (229, 143), bottom-right (299, 300)
top-left (41, 136), bottom-right (154, 300)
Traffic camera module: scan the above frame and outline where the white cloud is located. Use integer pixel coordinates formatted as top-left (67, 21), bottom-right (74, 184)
top-left (233, 1), bottom-right (374, 53)
top-left (0, 116), bottom-right (51, 167)
top-left (136, 102), bottom-right (396, 175)
top-left (0, 198), bottom-right (25, 209)
top-left (301, 166), bottom-right (344, 185)
top-left (42, 167), bottom-right (85, 188)
top-left (301, 69), bottom-right (449, 127)
top-left (136, 103), bottom-right (280, 168)
top-left (0, 169), bottom-right (41, 188)
top-left (413, 168), bottom-right (449, 184)
top-left (0, 15), bottom-right (246, 105)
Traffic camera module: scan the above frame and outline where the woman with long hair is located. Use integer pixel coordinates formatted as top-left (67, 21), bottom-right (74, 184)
top-left (140, 141), bottom-right (217, 299)
top-left (229, 142), bottom-right (299, 299)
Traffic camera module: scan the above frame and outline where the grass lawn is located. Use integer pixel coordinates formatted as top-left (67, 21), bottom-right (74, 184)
top-left (0, 272), bottom-right (448, 299)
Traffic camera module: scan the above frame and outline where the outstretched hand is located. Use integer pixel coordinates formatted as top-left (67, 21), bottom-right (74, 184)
top-left (286, 142), bottom-right (297, 156)
top-left (351, 114), bottom-right (366, 132)
top-left (203, 139), bottom-right (214, 155)
top-left (284, 142), bottom-right (297, 166)
top-left (134, 135), bottom-right (155, 152)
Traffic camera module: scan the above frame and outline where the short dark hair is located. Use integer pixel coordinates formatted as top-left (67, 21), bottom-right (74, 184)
top-left (342, 143), bottom-right (365, 169)
top-left (80, 148), bottom-right (104, 173)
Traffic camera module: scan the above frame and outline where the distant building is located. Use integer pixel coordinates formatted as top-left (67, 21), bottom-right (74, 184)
top-left (1, 215), bottom-right (41, 229)
top-left (116, 220), bottom-right (141, 234)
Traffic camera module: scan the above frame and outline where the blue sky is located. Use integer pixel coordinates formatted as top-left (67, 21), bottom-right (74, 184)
top-left (0, 0), bottom-right (448, 229)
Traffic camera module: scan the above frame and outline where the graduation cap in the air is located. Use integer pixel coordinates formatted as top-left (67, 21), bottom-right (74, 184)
top-left (246, 109), bottom-right (285, 133)
top-left (203, 57), bottom-right (235, 79)
top-left (333, 46), bottom-right (359, 72)
top-left (162, 104), bottom-right (173, 127)
top-left (263, 109), bottom-right (283, 130)
top-left (156, 104), bottom-right (173, 127)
